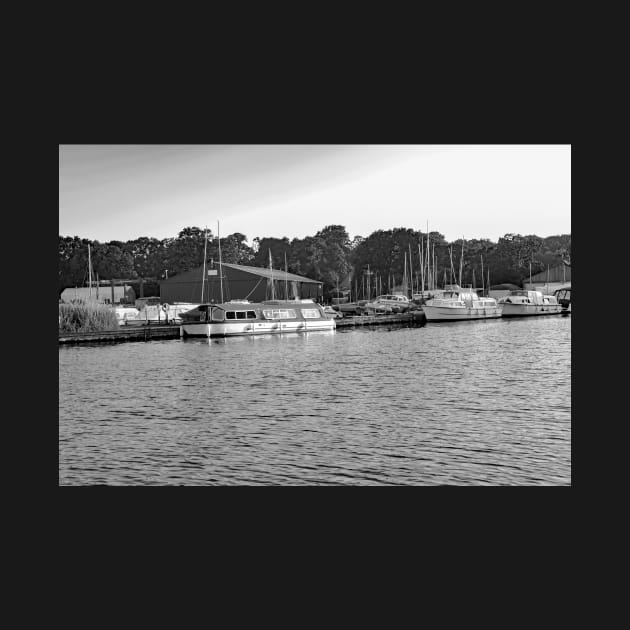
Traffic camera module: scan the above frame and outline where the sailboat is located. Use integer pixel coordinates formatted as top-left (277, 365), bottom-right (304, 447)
top-left (422, 238), bottom-right (502, 321)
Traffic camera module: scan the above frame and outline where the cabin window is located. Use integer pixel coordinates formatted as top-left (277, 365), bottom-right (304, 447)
top-left (262, 309), bottom-right (297, 319)
top-left (301, 309), bottom-right (321, 318)
top-left (247, 311), bottom-right (257, 319)
top-left (226, 311), bottom-right (236, 320)
top-left (212, 309), bottom-right (224, 321)
top-left (236, 311), bottom-right (246, 320)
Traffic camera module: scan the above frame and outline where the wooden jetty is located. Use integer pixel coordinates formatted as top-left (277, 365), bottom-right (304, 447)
top-left (335, 311), bottom-right (426, 329)
top-left (59, 312), bottom-right (426, 344)
top-left (59, 324), bottom-right (181, 345)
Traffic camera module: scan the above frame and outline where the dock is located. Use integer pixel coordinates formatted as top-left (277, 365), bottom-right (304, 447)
top-left (59, 324), bottom-right (181, 345)
top-left (59, 312), bottom-right (427, 344)
top-left (335, 311), bottom-right (426, 328)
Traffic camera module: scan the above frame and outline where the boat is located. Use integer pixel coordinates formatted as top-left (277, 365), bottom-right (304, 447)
top-left (422, 285), bottom-right (502, 321)
top-left (364, 294), bottom-right (411, 314)
top-left (179, 299), bottom-right (336, 337)
top-left (500, 290), bottom-right (563, 317)
top-left (553, 285), bottom-right (571, 314)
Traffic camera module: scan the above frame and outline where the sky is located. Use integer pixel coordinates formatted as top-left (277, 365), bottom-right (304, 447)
top-left (59, 145), bottom-right (571, 245)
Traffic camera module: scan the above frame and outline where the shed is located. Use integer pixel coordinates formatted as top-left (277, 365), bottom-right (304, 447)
top-left (159, 262), bottom-right (324, 304)
top-left (60, 284), bottom-right (136, 305)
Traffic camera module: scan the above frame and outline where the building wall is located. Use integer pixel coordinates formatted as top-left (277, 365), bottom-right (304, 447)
top-left (60, 285), bottom-right (136, 304)
top-left (522, 281), bottom-right (569, 293)
top-left (160, 266), bottom-right (321, 303)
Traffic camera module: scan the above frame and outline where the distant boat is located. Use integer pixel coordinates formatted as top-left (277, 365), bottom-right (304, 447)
top-left (364, 294), bottom-right (411, 314)
top-left (500, 290), bottom-right (563, 317)
top-left (553, 285), bottom-right (571, 314)
top-left (422, 285), bottom-right (502, 322)
top-left (179, 299), bottom-right (336, 337)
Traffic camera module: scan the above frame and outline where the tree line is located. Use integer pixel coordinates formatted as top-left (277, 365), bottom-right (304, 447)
top-left (59, 226), bottom-right (571, 299)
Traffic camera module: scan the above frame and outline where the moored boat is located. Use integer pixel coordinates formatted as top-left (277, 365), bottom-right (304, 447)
top-left (422, 285), bottom-right (502, 321)
top-left (179, 299), bottom-right (336, 337)
top-left (500, 290), bottom-right (563, 317)
top-left (553, 285), bottom-right (571, 314)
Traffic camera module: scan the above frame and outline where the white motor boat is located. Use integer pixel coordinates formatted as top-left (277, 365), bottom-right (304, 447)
top-left (179, 299), bottom-right (336, 337)
top-left (500, 290), bottom-right (563, 317)
top-left (422, 286), bottom-right (502, 321)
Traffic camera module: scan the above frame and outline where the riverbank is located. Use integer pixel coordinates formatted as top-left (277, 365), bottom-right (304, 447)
top-left (58, 311), bottom-right (427, 344)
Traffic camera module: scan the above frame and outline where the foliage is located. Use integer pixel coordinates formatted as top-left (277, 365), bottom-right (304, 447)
top-left (59, 226), bottom-right (572, 297)
top-left (59, 301), bottom-right (119, 333)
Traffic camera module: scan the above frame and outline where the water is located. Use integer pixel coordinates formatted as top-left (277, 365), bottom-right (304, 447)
top-left (59, 316), bottom-right (571, 485)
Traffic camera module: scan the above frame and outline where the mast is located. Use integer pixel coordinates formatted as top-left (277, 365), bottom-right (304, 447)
top-left (449, 245), bottom-right (455, 285)
top-left (285, 251), bottom-right (289, 300)
top-left (480, 254), bottom-right (485, 295)
top-left (403, 252), bottom-right (408, 297)
top-left (201, 226), bottom-right (208, 302)
top-left (426, 222), bottom-right (430, 293)
top-left (529, 261), bottom-right (532, 291)
top-left (419, 242), bottom-right (425, 295)
top-left (88, 243), bottom-right (93, 299)
top-left (408, 243), bottom-right (414, 298)
top-left (269, 248), bottom-right (275, 300)
top-left (459, 236), bottom-right (464, 287)
top-left (217, 222), bottom-right (224, 303)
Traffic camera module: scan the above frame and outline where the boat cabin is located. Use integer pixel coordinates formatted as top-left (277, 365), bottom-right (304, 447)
top-left (180, 299), bottom-right (327, 323)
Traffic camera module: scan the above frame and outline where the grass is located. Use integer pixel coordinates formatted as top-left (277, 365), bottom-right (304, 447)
top-left (59, 300), bottom-right (119, 333)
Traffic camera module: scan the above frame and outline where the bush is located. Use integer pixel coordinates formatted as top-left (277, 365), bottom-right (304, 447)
top-left (59, 300), bottom-right (119, 333)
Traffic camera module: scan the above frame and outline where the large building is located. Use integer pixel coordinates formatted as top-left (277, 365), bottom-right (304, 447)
top-left (523, 264), bottom-right (571, 292)
top-left (159, 262), bottom-right (324, 304)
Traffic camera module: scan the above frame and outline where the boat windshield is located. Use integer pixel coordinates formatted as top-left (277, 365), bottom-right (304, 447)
top-left (510, 291), bottom-right (529, 296)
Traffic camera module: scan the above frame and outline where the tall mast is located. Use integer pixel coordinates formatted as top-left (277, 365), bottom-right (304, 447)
top-left (426, 222), bottom-right (430, 293)
top-left (269, 249), bottom-right (275, 300)
top-left (459, 236), bottom-right (464, 287)
top-left (88, 243), bottom-right (93, 299)
top-left (432, 243), bottom-right (436, 291)
top-left (419, 242), bottom-right (425, 294)
top-left (217, 222), bottom-right (224, 303)
top-left (480, 254), bottom-right (485, 295)
top-left (408, 243), bottom-right (414, 297)
top-left (201, 226), bottom-right (208, 302)
top-left (403, 252), bottom-right (408, 297)
top-left (529, 261), bottom-right (532, 291)
top-left (284, 251), bottom-right (289, 300)
top-left (449, 245), bottom-right (455, 285)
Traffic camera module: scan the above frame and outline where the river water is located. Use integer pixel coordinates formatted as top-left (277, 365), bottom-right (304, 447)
top-left (59, 316), bottom-right (571, 485)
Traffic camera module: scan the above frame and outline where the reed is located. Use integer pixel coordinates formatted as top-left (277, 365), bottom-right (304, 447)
top-left (59, 300), bottom-right (119, 333)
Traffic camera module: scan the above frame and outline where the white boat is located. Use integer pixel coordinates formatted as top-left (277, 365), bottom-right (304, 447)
top-left (179, 299), bottom-right (336, 337)
top-left (500, 290), bottom-right (563, 317)
top-left (422, 285), bottom-right (502, 321)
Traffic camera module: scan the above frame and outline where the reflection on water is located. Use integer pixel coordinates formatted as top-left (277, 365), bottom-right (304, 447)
top-left (59, 317), bottom-right (571, 485)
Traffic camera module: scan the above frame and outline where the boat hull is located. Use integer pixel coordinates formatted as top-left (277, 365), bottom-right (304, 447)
top-left (501, 303), bottom-right (563, 317)
top-left (422, 305), bottom-right (502, 322)
top-left (180, 319), bottom-right (336, 337)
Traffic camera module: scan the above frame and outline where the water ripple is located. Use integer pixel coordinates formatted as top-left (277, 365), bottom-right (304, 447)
top-left (59, 317), bottom-right (571, 485)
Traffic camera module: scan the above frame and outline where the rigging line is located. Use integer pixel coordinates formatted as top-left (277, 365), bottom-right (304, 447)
top-left (243, 276), bottom-right (264, 300)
